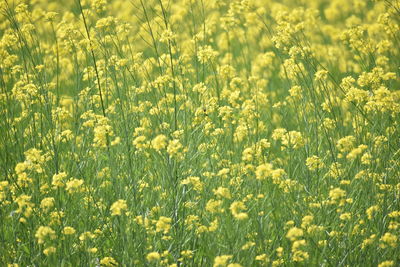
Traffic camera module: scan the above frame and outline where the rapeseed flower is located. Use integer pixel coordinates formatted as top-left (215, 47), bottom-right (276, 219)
top-left (35, 226), bottom-right (56, 244)
top-left (110, 200), bottom-right (128, 216)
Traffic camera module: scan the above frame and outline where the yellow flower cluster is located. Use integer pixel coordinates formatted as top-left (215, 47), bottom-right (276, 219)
top-left (0, 0), bottom-right (399, 265)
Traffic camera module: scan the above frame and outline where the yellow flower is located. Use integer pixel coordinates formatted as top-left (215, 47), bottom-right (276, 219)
top-left (388, 211), bottom-right (400, 218)
top-left (292, 250), bottom-right (309, 262)
top-left (282, 131), bottom-right (304, 149)
top-left (346, 145), bottom-right (367, 160)
top-left (100, 256), bottom-right (118, 266)
top-left (272, 259), bottom-right (284, 266)
top-left (230, 201), bottom-right (248, 220)
top-left (110, 199), bottom-right (128, 216)
top-left (181, 176), bottom-right (203, 191)
top-left (24, 148), bottom-right (46, 167)
top-left (197, 45), bottom-right (218, 64)
top-left (213, 187), bottom-right (232, 199)
top-left (272, 128), bottom-right (287, 140)
top-left (62, 226), bottom-right (76, 235)
top-left (217, 168), bottom-right (230, 178)
top-left (286, 227), bottom-right (303, 241)
top-left (276, 247), bottom-right (284, 257)
top-left (93, 117), bottom-right (114, 148)
top-left (289, 85), bottom-right (302, 98)
top-left (329, 188), bottom-right (346, 201)
top-left (361, 152), bottom-right (372, 165)
top-left (305, 156), bottom-right (324, 171)
top-left (167, 139), bottom-right (184, 160)
top-left (40, 197), bottom-right (55, 211)
top-left (181, 250), bottom-right (193, 259)
top-left (361, 234), bottom-right (377, 249)
top-left (292, 239), bottom-right (307, 251)
top-left (65, 179), bottom-right (84, 194)
top-left (213, 255), bottom-right (232, 267)
top-left (326, 163), bottom-right (343, 179)
top-left (43, 246), bottom-right (56, 256)
top-left (52, 172), bottom-right (68, 187)
top-left (314, 70), bottom-right (328, 81)
top-left (151, 134), bottom-right (168, 150)
top-left (241, 241), bottom-right (255, 250)
top-left (255, 253), bottom-right (269, 262)
top-left (379, 233), bottom-right (398, 248)
top-left (133, 135), bottom-right (147, 149)
top-left (301, 215), bottom-right (314, 229)
top-left (208, 219), bottom-right (219, 232)
top-left (44, 12), bottom-right (58, 22)
top-left (88, 247), bottom-right (98, 253)
top-left (339, 212), bottom-right (352, 221)
top-left (242, 147), bottom-right (254, 162)
top-left (336, 136), bottom-right (356, 153)
top-left (159, 28), bottom-right (176, 43)
top-left (35, 226), bottom-right (56, 244)
top-left (146, 252), bottom-right (161, 262)
top-left (79, 231), bottom-right (96, 241)
top-left (156, 216), bottom-right (172, 234)
top-left (256, 163), bottom-right (273, 180)
top-left (15, 194), bottom-right (34, 217)
top-left (206, 199), bottom-right (223, 213)
top-left (366, 205), bottom-right (379, 220)
top-left (91, 0), bottom-right (107, 13)
top-left (378, 261), bottom-right (394, 267)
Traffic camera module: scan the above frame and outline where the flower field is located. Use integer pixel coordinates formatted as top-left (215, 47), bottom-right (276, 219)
top-left (0, 0), bottom-right (399, 266)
